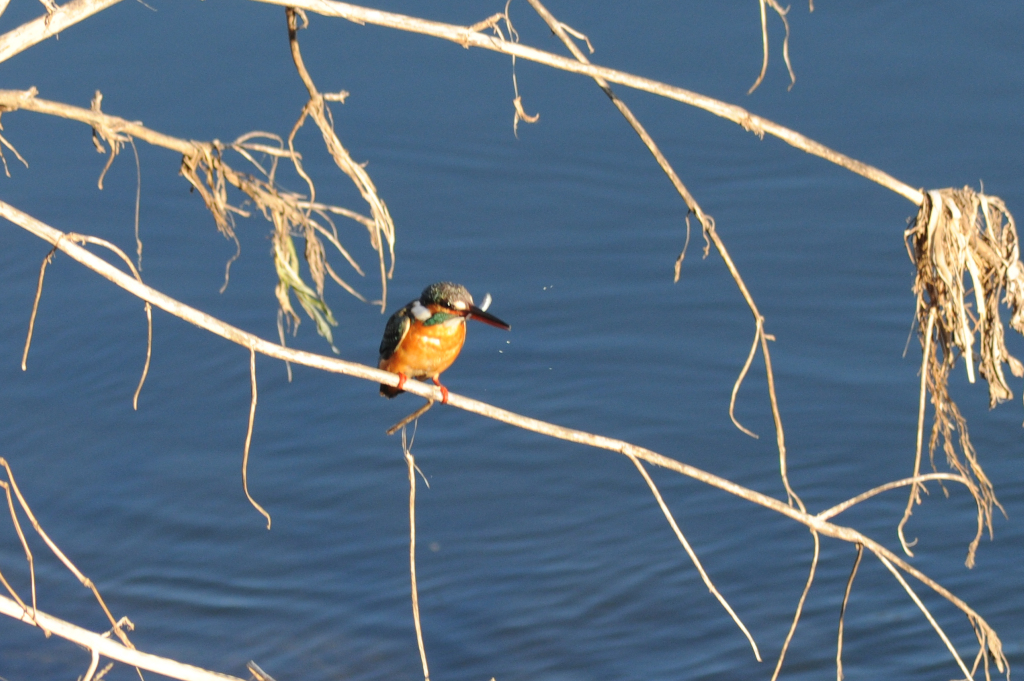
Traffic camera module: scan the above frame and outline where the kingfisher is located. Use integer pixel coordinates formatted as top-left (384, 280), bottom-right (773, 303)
top-left (379, 282), bottom-right (510, 403)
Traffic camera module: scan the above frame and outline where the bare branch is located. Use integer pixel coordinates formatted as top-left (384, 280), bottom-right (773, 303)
top-left (404, 438), bottom-right (431, 681)
top-left (629, 456), bottom-right (761, 661)
top-left (818, 472), bottom-right (968, 521)
top-left (0, 0), bottom-right (125, 65)
top-left (877, 553), bottom-right (975, 680)
top-left (1, 202), bottom-right (1008, 676)
top-left (251, 0), bottom-right (924, 204)
top-left (836, 544), bottom-right (863, 681)
top-left (771, 530), bottom-right (819, 681)
top-left (0, 594), bottom-right (245, 681)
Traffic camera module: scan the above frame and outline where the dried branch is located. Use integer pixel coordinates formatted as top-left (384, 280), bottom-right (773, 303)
top-left (0, 594), bottom-right (244, 681)
top-left (20, 234), bottom-right (153, 408)
top-left (818, 472), bottom-right (968, 522)
top-left (525, 0), bottom-right (804, 538)
top-left (836, 544), bottom-right (863, 681)
top-left (877, 553), bottom-right (975, 680)
top-left (251, 0), bottom-right (923, 204)
top-left (770, 530), bottom-right (819, 681)
top-left (2, 202), bottom-right (1008, 678)
top-left (0, 0), bottom-right (124, 65)
top-left (0, 458), bottom-right (133, 647)
top-left (404, 437), bottom-right (431, 681)
top-left (748, 0), bottom-right (796, 94)
top-left (285, 8), bottom-right (395, 313)
top-left (387, 400), bottom-right (436, 436)
top-left (629, 455), bottom-right (761, 660)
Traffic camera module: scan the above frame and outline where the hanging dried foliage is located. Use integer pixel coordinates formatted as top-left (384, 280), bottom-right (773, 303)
top-left (905, 187), bottom-right (1022, 566)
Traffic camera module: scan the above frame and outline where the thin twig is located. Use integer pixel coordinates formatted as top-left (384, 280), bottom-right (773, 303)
top-left (81, 648), bottom-right (101, 681)
top-left (0, 128), bottom-right (29, 176)
top-left (0, 458), bottom-right (131, 647)
top-left (836, 543), bottom-right (863, 681)
top-left (388, 400), bottom-right (435, 436)
top-left (760, 323), bottom-right (803, 511)
top-left (628, 455), bottom-right (761, 661)
top-left (748, 0), bottom-right (796, 94)
top-left (729, 319), bottom-right (762, 438)
top-left (243, 343), bottom-right (272, 529)
top-left (749, 0), bottom-right (770, 94)
top-left (133, 300), bottom-right (153, 411)
top-left (21, 245), bottom-right (57, 371)
top-left (68, 234), bottom-right (153, 407)
top-left (770, 530), bottom-right (819, 681)
top-left (899, 306), bottom-right (936, 555)
top-left (817, 472), bottom-right (967, 521)
top-left (525, 0), bottom-right (800, 519)
top-left (673, 214), bottom-right (691, 281)
top-left (285, 8), bottom-right (395, 312)
top-left (404, 433), bottom-right (430, 681)
top-left (130, 137), bottom-right (143, 271)
top-left (0, 474), bottom-right (37, 619)
top-left (876, 553), bottom-right (974, 681)
top-left (767, 0), bottom-right (796, 90)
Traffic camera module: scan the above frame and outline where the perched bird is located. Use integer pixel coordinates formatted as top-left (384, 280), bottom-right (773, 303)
top-left (379, 282), bottom-right (510, 403)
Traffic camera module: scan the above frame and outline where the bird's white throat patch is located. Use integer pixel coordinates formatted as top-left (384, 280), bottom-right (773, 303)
top-left (410, 300), bottom-right (432, 321)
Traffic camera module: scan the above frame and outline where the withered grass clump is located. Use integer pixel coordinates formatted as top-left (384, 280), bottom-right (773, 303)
top-left (180, 139), bottom-right (372, 352)
top-left (905, 187), bottom-right (1022, 566)
top-left (83, 83), bottom-right (394, 354)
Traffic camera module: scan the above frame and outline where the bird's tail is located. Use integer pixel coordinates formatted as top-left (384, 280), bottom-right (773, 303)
top-left (380, 384), bottom-right (403, 398)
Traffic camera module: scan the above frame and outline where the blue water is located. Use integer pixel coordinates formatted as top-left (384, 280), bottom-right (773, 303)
top-left (0, 2), bottom-right (1022, 679)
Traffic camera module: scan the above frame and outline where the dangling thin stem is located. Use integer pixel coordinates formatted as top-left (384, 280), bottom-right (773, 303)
top-left (404, 431), bottom-right (430, 681)
top-left (242, 343), bottom-right (271, 529)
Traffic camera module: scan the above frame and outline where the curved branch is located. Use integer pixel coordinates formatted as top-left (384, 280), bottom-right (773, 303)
top-left (629, 455), bottom-right (761, 661)
top-left (0, 202), bottom-right (1006, 676)
top-left (250, 0), bottom-right (924, 205)
top-left (818, 472), bottom-right (968, 521)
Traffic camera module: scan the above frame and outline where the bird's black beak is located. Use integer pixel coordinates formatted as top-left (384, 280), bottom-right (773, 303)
top-left (466, 305), bottom-right (510, 330)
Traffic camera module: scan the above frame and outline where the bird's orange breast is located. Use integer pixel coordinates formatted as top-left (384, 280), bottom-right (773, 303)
top-left (379, 317), bottom-right (466, 380)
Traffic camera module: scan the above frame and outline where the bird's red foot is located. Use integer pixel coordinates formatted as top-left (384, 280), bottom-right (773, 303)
top-left (396, 373), bottom-right (408, 391)
top-left (432, 377), bottom-right (449, 404)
